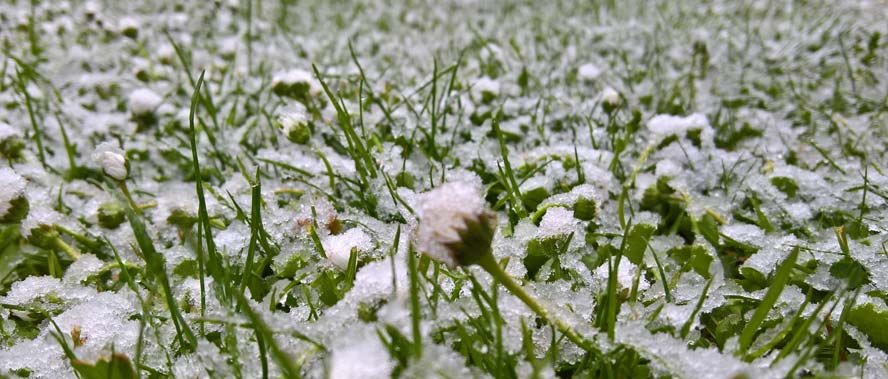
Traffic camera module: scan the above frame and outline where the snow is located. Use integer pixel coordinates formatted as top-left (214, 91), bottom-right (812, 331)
top-left (20, 205), bottom-right (64, 239)
top-left (128, 88), bottom-right (162, 115)
top-left (323, 228), bottom-right (373, 269)
top-left (0, 0), bottom-right (886, 377)
top-left (647, 113), bottom-right (709, 136)
top-left (63, 254), bottom-right (106, 284)
top-left (577, 63), bottom-right (602, 80)
top-left (594, 260), bottom-right (649, 292)
top-left (472, 77), bottom-right (501, 98)
top-left (328, 333), bottom-right (394, 379)
top-left (0, 121), bottom-right (20, 141)
top-left (537, 207), bottom-right (578, 238)
top-left (615, 320), bottom-right (765, 379)
top-left (271, 68), bottom-right (319, 94)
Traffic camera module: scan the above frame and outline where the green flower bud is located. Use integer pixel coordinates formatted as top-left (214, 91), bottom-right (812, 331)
top-left (0, 168), bottom-right (28, 223)
top-left (0, 136), bottom-right (25, 161)
top-left (442, 210), bottom-right (498, 267)
top-left (0, 195), bottom-right (29, 224)
top-left (271, 69), bottom-right (317, 101)
top-left (28, 224), bottom-right (60, 250)
top-left (97, 201), bottom-right (126, 229)
top-left (417, 181), bottom-right (497, 268)
top-left (573, 196), bottom-right (597, 221)
top-left (276, 111), bottom-right (312, 145)
top-left (92, 142), bottom-right (130, 181)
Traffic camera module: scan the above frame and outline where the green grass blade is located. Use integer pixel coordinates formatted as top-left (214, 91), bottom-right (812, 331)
top-left (188, 70), bottom-right (230, 306)
top-left (738, 247), bottom-right (798, 354)
top-left (233, 291), bottom-right (303, 378)
top-left (239, 167), bottom-right (262, 301)
top-left (125, 204), bottom-right (197, 352)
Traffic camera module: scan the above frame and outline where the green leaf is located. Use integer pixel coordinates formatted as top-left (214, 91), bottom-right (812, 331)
top-left (847, 303), bottom-right (888, 352)
top-left (697, 213), bottom-right (721, 248)
top-left (524, 234), bottom-right (572, 280)
top-left (71, 353), bottom-right (137, 379)
top-left (624, 224), bottom-right (655, 265)
top-left (522, 186), bottom-right (550, 212)
top-left (770, 176), bottom-right (799, 198)
top-left (737, 267), bottom-right (769, 291)
top-left (829, 256), bottom-right (869, 289)
top-left (667, 244), bottom-right (713, 279)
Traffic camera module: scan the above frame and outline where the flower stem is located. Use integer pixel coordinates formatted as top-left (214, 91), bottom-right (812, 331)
top-left (53, 237), bottom-right (81, 260)
top-left (476, 251), bottom-right (598, 353)
top-left (408, 245), bottom-right (423, 358)
top-left (118, 180), bottom-right (141, 214)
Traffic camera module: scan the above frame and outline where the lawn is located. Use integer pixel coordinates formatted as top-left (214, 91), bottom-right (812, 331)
top-left (1, 0), bottom-right (888, 378)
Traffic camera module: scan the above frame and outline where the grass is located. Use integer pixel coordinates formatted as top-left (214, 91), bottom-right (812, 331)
top-left (0, 0), bottom-right (887, 378)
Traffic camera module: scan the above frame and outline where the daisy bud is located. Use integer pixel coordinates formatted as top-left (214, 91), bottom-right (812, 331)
top-left (93, 142), bottom-right (129, 181)
top-left (416, 181), bottom-right (497, 268)
top-left (97, 201), bottom-right (126, 229)
top-left (27, 223), bottom-right (61, 250)
top-left (118, 16), bottom-right (139, 39)
top-left (0, 168), bottom-right (28, 223)
top-left (276, 109), bottom-right (312, 145)
top-left (473, 77), bottom-right (500, 104)
top-left (573, 196), bottom-right (597, 221)
top-left (271, 69), bottom-right (318, 101)
top-left (601, 86), bottom-right (620, 113)
top-left (0, 122), bottom-right (25, 161)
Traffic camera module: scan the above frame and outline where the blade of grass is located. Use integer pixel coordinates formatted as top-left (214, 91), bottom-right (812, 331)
top-left (491, 109), bottom-right (527, 216)
top-left (233, 291), bottom-right (303, 378)
top-left (680, 276), bottom-right (712, 339)
top-left (738, 247), bottom-right (798, 355)
top-left (239, 167), bottom-right (262, 301)
top-left (189, 70), bottom-right (230, 306)
top-left (125, 203), bottom-right (197, 352)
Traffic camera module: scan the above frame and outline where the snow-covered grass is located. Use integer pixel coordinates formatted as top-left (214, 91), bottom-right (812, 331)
top-left (1, 0), bottom-right (888, 378)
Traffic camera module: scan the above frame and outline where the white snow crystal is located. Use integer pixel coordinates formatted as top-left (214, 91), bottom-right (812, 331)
top-left (473, 77), bottom-right (500, 98)
top-left (271, 69), bottom-right (318, 92)
top-left (128, 88), bottom-right (162, 115)
top-left (328, 334), bottom-right (394, 379)
top-left (0, 121), bottom-right (20, 141)
top-left (594, 260), bottom-right (648, 291)
top-left (577, 63), bottom-right (602, 80)
top-left (323, 228), bottom-right (373, 269)
top-left (220, 36), bottom-right (240, 56)
top-left (63, 254), bottom-right (106, 284)
top-left (118, 16), bottom-right (139, 32)
top-left (277, 107), bottom-right (310, 135)
top-left (21, 206), bottom-right (64, 239)
top-left (647, 113), bottom-right (709, 136)
top-left (537, 207), bottom-right (578, 238)
top-left (655, 159), bottom-right (682, 178)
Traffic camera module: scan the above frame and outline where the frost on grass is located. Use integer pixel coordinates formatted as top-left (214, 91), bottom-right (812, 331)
top-left (1, 0), bottom-right (888, 378)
